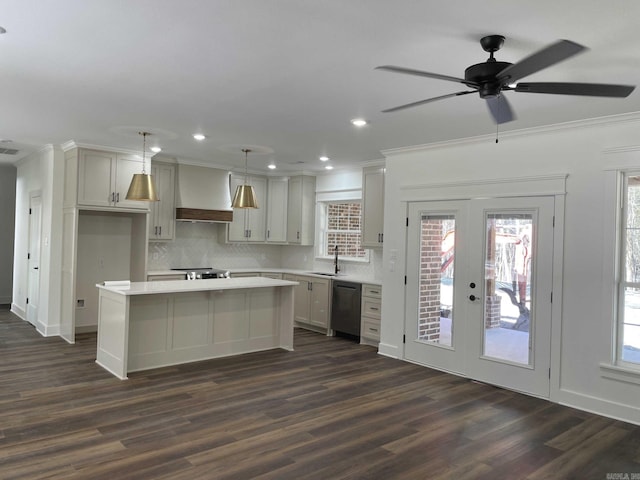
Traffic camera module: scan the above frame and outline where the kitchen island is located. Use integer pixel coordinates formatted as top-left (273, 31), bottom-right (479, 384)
top-left (95, 277), bottom-right (297, 379)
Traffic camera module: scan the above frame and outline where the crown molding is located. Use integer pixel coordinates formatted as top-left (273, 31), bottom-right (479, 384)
top-left (382, 111), bottom-right (640, 157)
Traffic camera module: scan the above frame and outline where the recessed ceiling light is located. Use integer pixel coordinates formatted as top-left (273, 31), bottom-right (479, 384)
top-left (351, 118), bottom-right (368, 127)
top-left (193, 133), bottom-right (206, 141)
top-left (268, 163), bottom-right (276, 170)
top-left (319, 156), bottom-right (330, 162)
top-left (150, 146), bottom-right (162, 153)
top-left (325, 165), bottom-right (334, 170)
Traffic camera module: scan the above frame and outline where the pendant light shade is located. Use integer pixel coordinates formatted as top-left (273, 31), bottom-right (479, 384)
top-left (232, 184), bottom-right (258, 209)
top-left (126, 173), bottom-right (159, 201)
top-left (232, 149), bottom-right (258, 209)
top-left (126, 131), bottom-right (159, 201)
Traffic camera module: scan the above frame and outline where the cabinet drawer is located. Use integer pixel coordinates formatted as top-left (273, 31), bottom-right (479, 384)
top-left (363, 284), bottom-right (382, 298)
top-left (362, 318), bottom-right (381, 341)
top-left (362, 298), bottom-right (381, 319)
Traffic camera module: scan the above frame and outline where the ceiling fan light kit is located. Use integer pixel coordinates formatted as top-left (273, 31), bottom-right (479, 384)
top-left (377, 35), bottom-right (635, 125)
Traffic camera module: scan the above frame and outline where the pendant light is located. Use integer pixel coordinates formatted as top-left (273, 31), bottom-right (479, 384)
top-left (231, 148), bottom-right (258, 209)
top-left (125, 131), bottom-right (159, 201)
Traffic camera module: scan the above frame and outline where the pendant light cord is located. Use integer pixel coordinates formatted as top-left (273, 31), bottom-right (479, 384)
top-left (242, 148), bottom-right (251, 184)
top-left (140, 132), bottom-right (149, 174)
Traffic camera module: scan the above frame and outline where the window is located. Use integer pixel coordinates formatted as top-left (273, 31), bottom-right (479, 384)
top-left (316, 201), bottom-right (368, 260)
top-left (617, 173), bottom-right (640, 367)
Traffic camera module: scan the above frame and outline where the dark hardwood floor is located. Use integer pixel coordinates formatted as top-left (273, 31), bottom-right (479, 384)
top-left (1, 306), bottom-right (639, 479)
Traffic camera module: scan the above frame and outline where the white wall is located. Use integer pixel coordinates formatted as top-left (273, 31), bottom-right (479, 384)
top-left (0, 165), bottom-right (16, 304)
top-left (380, 113), bottom-right (640, 425)
top-left (12, 145), bottom-right (65, 335)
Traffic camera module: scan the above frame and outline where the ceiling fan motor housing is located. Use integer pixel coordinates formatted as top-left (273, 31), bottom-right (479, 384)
top-left (464, 61), bottom-right (512, 98)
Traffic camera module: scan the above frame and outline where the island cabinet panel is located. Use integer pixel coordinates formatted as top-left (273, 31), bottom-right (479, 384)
top-left (172, 292), bottom-right (211, 349)
top-left (96, 290), bottom-right (129, 379)
top-left (100, 279), bottom-right (295, 378)
top-left (212, 290), bottom-right (250, 345)
top-left (249, 288), bottom-right (278, 341)
top-left (129, 295), bottom-right (171, 355)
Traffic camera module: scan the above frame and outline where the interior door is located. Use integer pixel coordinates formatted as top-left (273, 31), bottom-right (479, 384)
top-left (405, 196), bottom-right (554, 398)
top-left (26, 194), bottom-right (42, 327)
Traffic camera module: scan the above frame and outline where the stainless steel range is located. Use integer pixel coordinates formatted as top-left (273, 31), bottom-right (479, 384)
top-left (172, 267), bottom-right (230, 280)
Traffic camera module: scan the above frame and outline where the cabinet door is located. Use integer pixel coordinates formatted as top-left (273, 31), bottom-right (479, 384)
top-left (114, 154), bottom-right (150, 210)
top-left (246, 176), bottom-right (267, 241)
top-left (228, 175), bottom-right (248, 242)
top-left (149, 163), bottom-right (176, 241)
top-left (287, 176), bottom-right (315, 245)
top-left (77, 150), bottom-right (116, 207)
top-left (285, 274), bottom-right (311, 324)
top-left (362, 166), bottom-right (385, 247)
top-left (310, 278), bottom-right (330, 328)
top-left (266, 177), bottom-right (288, 243)
top-left (287, 176), bottom-right (303, 243)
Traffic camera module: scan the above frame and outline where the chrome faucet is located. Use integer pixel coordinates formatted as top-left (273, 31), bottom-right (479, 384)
top-left (334, 245), bottom-right (340, 274)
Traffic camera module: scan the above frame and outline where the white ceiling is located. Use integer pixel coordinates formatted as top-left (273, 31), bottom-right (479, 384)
top-left (1, 0), bottom-right (640, 173)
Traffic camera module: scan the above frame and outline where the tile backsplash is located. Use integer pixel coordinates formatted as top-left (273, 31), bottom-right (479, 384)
top-left (148, 221), bottom-right (382, 281)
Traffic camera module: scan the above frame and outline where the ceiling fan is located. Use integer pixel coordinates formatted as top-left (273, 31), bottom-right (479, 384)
top-left (376, 35), bottom-right (635, 124)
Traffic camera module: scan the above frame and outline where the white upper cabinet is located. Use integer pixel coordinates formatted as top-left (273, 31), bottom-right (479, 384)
top-left (361, 165), bottom-right (385, 248)
top-left (148, 162), bottom-right (176, 241)
top-left (68, 148), bottom-right (149, 211)
top-left (287, 175), bottom-right (316, 245)
top-left (266, 177), bottom-right (288, 243)
top-left (227, 174), bottom-right (267, 242)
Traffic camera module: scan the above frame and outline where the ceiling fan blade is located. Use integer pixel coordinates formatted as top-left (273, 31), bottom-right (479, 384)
top-left (515, 82), bottom-right (635, 97)
top-left (486, 95), bottom-right (515, 124)
top-left (376, 65), bottom-right (479, 87)
top-left (381, 90), bottom-right (476, 113)
top-left (497, 40), bottom-right (586, 84)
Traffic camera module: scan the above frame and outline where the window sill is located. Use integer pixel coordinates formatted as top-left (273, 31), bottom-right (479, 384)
top-left (599, 362), bottom-right (640, 385)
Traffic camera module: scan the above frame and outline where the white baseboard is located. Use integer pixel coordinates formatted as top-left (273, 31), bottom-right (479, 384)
top-left (378, 342), bottom-right (400, 359)
top-left (557, 388), bottom-right (640, 426)
top-left (75, 325), bottom-right (97, 334)
top-left (10, 303), bottom-right (25, 320)
top-left (36, 321), bottom-right (60, 337)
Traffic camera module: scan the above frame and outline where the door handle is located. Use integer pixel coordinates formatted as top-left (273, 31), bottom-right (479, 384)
top-left (469, 294), bottom-right (478, 301)
top-left (116, 192), bottom-right (120, 202)
top-left (33, 267), bottom-right (39, 270)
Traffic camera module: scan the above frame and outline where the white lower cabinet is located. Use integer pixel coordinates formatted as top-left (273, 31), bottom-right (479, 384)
top-left (360, 283), bottom-right (382, 346)
top-left (283, 274), bottom-right (330, 333)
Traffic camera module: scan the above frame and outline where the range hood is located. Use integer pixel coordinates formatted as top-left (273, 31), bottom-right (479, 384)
top-left (175, 164), bottom-right (233, 222)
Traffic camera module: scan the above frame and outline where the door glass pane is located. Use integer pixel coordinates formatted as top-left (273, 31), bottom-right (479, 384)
top-left (483, 213), bottom-right (533, 365)
top-left (418, 215), bottom-right (455, 347)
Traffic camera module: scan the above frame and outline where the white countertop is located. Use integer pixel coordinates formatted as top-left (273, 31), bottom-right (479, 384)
top-left (147, 268), bottom-right (382, 286)
top-left (97, 276), bottom-right (298, 296)
top-left (229, 268), bottom-right (383, 285)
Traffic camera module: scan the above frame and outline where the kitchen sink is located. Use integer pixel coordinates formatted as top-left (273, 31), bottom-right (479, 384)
top-left (307, 271), bottom-right (338, 277)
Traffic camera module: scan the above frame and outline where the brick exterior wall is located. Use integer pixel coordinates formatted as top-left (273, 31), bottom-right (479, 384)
top-left (418, 220), bottom-right (444, 342)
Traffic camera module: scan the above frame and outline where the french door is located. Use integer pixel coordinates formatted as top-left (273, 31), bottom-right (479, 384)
top-left (405, 196), bottom-right (554, 397)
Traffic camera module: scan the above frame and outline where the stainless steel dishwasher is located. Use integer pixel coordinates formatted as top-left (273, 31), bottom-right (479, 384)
top-left (330, 280), bottom-right (362, 339)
